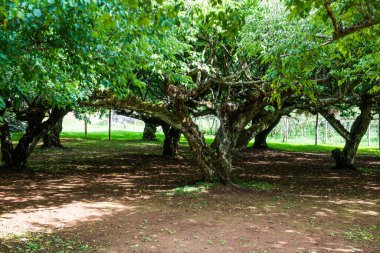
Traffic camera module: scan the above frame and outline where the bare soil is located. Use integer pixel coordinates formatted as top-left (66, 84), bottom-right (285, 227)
top-left (0, 140), bottom-right (379, 253)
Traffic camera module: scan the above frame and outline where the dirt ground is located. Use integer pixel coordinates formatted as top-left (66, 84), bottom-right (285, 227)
top-left (0, 139), bottom-right (379, 253)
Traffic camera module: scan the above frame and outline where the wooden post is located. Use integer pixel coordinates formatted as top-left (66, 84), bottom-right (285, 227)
top-left (315, 114), bottom-right (319, 145)
top-left (85, 120), bottom-right (88, 138)
top-left (108, 109), bottom-right (112, 141)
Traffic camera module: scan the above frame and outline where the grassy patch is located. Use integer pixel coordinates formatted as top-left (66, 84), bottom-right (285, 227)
top-left (165, 182), bottom-right (216, 196)
top-left (267, 142), bottom-right (380, 156)
top-left (358, 167), bottom-right (380, 175)
top-left (10, 131), bottom-right (380, 156)
top-left (344, 225), bottom-right (379, 242)
top-left (0, 233), bottom-right (94, 253)
top-left (237, 181), bottom-right (277, 191)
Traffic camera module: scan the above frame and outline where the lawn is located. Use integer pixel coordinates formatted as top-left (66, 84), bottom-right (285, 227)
top-left (10, 130), bottom-right (380, 157)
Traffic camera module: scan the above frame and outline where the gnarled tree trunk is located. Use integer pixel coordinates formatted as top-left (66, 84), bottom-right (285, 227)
top-left (0, 120), bottom-right (14, 168)
top-left (88, 89), bottom-right (265, 184)
top-left (1, 107), bottom-right (67, 169)
top-left (142, 119), bottom-right (158, 141)
top-left (162, 123), bottom-right (181, 157)
top-left (321, 96), bottom-right (373, 170)
top-left (253, 114), bottom-right (282, 149)
top-left (41, 118), bottom-right (64, 148)
top-left (235, 109), bottom-right (282, 151)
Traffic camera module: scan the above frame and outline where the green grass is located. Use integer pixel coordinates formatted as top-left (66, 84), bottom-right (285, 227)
top-left (344, 225), bottom-right (379, 242)
top-left (11, 131), bottom-right (191, 144)
top-left (9, 131), bottom-right (380, 156)
top-left (267, 142), bottom-right (380, 156)
top-left (237, 181), bottom-right (277, 191)
top-left (358, 167), bottom-right (380, 175)
top-left (0, 233), bottom-right (94, 253)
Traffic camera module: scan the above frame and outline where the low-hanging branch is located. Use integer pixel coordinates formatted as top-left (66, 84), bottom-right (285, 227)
top-left (318, 108), bottom-right (351, 140)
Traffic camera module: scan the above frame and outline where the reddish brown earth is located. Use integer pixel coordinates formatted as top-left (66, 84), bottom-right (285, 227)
top-left (0, 139), bottom-right (379, 253)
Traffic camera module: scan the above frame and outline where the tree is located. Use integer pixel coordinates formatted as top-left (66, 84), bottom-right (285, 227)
top-left (87, 1), bottom-right (306, 184)
top-left (142, 119), bottom-right (158, 141)
top-left (263, 0), bottom-right (380, 168)
top-left (285, 0), bottom-right (380, 46)
top-left (235, 107), bottom-right (283, 151)
top-left (116, 109), bottom-right (183, 157)
top-left (0, 0), bottom-right (127, 168)
top-left (41, 117), bottom-right (65, 149)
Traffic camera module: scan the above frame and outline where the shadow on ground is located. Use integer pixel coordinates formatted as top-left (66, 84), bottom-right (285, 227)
top-left (0, 139), bottom-right (379, 252)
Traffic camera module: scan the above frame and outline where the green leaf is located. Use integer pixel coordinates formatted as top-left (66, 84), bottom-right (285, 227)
top-left (0, 97), bottom-right (5, 109)
top-left (127, 0), bottom-right (138, 8)
top-left (139, 17), bottom-right (150, 26)
top-left (33, 9), bottom-right (42, 17)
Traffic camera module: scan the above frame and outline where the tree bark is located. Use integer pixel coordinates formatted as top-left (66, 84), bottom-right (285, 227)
top-left (235, 127), bottom-right (255, 151)
top-left (235, 110), bottom-right (282, 151)
top-left (86, 93), bottom-right (265, 184)
top-left (2, 107), bottom-right (67, 169)
top-left (321, 96), bottom-right (373, 170)
top-left (253, 113), bottom-right (282, 149)
top-left (41, 118), bottom-right (64, 148)
top-left (0, 120), bottom-right (14, 168)
top-left (162, 123), bottom-right (181, 157)
top-left (142, 119), bottom-right (158, 141)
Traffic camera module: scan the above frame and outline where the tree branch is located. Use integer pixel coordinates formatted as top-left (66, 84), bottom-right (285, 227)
top-left (319, 108), bottom-right (351, 140)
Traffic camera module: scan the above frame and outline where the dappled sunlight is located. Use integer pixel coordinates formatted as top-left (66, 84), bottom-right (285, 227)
top-left (345, 208), bottom-right (378, 216)
top-left (272, 240), bottom-right (289, 249)
top-left (284, 229), bottom-right (301, 234)
top-left (363, 183), bottom-right (380, 190)
top-left (314, 209), bottom-right (338, 217)
top-left (0, 201), bottom-right (132, 237)
top-left (250, 174), bottom-right (282, 179)
top-left (323, 245), bottom-right (364, 253)
top-left (328, 199), bottom-right (378, 206)
top-left (0, 140), bottom-right (378, 251)
top-left (298, 194), bottom-right (324, 198)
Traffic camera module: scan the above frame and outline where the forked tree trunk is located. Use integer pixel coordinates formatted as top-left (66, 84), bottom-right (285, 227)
top-left (322, 96), bottom-right (373, 170)
top-left (186, 129), bottom-right (233, 184)
top-left (162, 123), bottom-right (181, 157)
top-left (88, 89), bottom-right (264, 184)
top-left (235, 128), bottom-right (255, 151)
top-left (235, 110), bottom-right (282, 151)
top-left (41, 118), bottom-right (64, 148)
top-left (253, 114), bottom-right (282, 149)
top-left (1, 107), bottom-right (67, 169)
top-left (8, 108), bottom-right (46, 168)
top-left (142, 119), bottom-right (158, 141)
